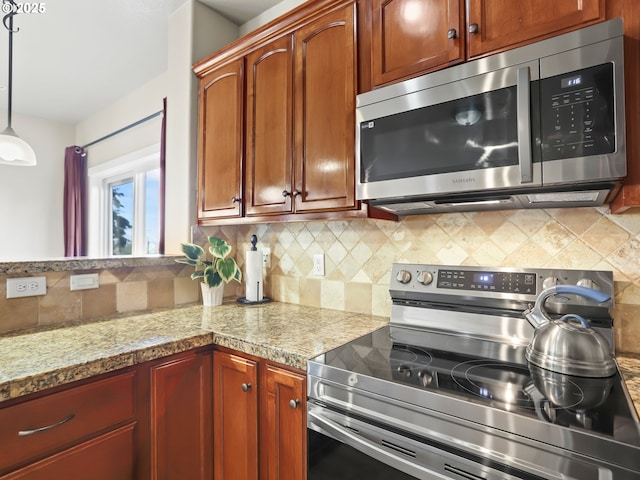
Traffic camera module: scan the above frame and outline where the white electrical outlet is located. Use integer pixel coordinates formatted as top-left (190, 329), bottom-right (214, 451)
top-left (313, 254), bottom-right (325, 276)
top-left (262, 247), bottom-right (271, 268)
top-left (7, 276), bottom-right (47, 298)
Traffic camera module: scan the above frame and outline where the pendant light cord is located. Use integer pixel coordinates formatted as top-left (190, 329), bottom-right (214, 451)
top-left (2, 0), bottom-right (18, 130)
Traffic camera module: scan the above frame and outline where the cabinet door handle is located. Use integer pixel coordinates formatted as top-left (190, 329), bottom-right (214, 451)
top-left (18, 413), bottom-right (75, 436)
top-left (468, 23), bottom-right (479, 34)
top-left (241, 382), bottom-right (252, 392)
top-left (231, 196), bottom-right (241, 204)
top-left (289, 399), bottom-right (300, 409)
top-left (292, 189), bottom-right (301, 197)
top-left (447, 28), bottom-right (457, 39)
top-left (282, 190), bottom-right (291, 197)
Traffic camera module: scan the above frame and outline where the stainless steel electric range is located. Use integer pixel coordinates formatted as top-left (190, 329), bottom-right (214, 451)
top-left (307, 264), bottom-right (640, 479)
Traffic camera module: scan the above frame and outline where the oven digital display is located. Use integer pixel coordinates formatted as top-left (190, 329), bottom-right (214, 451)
top-left (561, 74), bottom-right (582, 88)
top-left (437, 270), bottom-right (537, 294)
top-left (473, 273), bottom-right (494, 285)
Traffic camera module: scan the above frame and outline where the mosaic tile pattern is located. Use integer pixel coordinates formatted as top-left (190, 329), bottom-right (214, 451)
top-left (200, 206), bottom-right (640, 354)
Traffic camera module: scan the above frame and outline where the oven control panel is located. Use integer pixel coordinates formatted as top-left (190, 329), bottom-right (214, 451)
top-left (436, 269), bottom-right (537, 294)
top-left (390, 263), bottom-right (614, 312)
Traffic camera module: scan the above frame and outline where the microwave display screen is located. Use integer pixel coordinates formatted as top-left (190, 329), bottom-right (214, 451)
top-left (540, 63), bottom-right (614, 161)
top-left (561, 75), bottom-right (582, 88)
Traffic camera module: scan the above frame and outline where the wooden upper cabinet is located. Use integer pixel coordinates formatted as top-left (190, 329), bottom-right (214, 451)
top-left (294, 3), bottom-right (358, 213)
top-left (260, 364), bottom-right (306, 480)
top-left (466, 0), bottom-right (605, 58)
top-left (197, 59), bottom-right (244, 221)
top-left (370, 0), bottom-right (464, 87)
top-left (213, 351), bottom-right (259, 480)
top-left (245, 35), bottom-right (295, 216)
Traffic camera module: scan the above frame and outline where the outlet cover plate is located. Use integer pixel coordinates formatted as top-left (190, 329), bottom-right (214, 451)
top-left (313, 254), bottom-right (325, 276)
top-left (7, 276), bottom-right (47, 298)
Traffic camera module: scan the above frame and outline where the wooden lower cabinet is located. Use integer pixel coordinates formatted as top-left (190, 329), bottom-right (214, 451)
top-left (0, 349), bottom-right (215, 480)
top-left (213, 349), bottom-right (306, 480)
top-left (0, 425), bottom-right (136, 480)
top-left (146, 350), bottom-right (213, 480)
top-left (213, 350), bottom-right (259, 479)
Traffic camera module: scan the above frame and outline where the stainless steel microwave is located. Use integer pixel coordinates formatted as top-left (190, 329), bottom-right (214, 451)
top-left (356, 19), bottom-right (626, 214)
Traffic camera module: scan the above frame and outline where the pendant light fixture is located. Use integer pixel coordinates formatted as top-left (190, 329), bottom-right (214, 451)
top-left (0, 0), bottom-right (36, 166)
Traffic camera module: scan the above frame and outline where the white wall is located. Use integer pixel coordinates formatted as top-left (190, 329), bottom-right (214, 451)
top-left (163, 1), bottom-right (238, 255)
top-left (240, 0), bottom-right (307, 36)
top-left (0, 111), bottom-right (74, 260)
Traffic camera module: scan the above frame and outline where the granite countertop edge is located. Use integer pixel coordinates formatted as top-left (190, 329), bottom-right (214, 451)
top-left (0, 300), bottom-right (638, 417)
top-left (0, 301), bottom-right (388, 402)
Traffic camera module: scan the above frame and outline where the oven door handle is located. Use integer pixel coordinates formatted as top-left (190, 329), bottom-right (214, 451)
top-left (517, 66), bottom-right (533, 184)
top-left (308, 409), bottom-right (446, 479)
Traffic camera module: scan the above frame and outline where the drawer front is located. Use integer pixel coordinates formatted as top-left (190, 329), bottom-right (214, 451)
top-left (0, 371), bottom-right (136, 472)
top-left (0, 423), bottom-right (135, 480)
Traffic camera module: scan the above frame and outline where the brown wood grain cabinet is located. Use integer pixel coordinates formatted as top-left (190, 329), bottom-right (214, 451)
top-left (213, 350), bottom-right (259, 480)
top-left (362, 0), bottom-right (604, 89)
top-left (146, 350), bottom-right (213, 480)
top-left (0, 349), bottom-right (215, 480)
top-left (193, 0), bottom-right (398, 226)
top-left (197, 58), bottom-right (245, 221)
top-left (213, 349), bottom-right (306, 480)
top-left (0, 371), bottom-right (137, 479)
top-left (260, 363), bottom-right (306, 480)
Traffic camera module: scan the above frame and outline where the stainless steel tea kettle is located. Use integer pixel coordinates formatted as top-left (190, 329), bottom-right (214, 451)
top-left (524, 285), bottom-right (616, 378)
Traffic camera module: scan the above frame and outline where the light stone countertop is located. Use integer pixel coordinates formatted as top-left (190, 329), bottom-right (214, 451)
top-left (0, 300), bottom-right (638, 421)
top-left (0, 301), bottom-right (388, 402)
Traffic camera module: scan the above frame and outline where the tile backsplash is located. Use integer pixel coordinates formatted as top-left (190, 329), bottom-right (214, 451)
top-left (204, 206), bottom-right (640, 354)
top-left (2, 206), bottom-right (639, 355)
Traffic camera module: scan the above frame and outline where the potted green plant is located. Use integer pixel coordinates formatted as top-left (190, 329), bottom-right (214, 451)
top-left (176, 236), bottom-right (242, 306)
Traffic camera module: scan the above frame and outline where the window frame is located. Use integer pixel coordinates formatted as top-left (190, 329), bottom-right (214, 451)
top-left (88, 144), bottom-right (161, 257)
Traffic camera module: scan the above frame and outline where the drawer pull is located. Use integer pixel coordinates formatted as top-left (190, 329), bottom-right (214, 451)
top-left (18, 413), bottom-right (75, 436)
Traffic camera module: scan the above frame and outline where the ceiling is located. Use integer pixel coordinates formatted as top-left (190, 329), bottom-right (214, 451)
top-left (0, 0), bottom-right (281, 125)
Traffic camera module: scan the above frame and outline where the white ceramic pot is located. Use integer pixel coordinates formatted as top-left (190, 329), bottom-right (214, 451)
top-left (201, 282), bottom-right (224, 307)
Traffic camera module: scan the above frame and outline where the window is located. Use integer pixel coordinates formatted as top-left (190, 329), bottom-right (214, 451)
top-left (88, 145), bottom-right (162, 257)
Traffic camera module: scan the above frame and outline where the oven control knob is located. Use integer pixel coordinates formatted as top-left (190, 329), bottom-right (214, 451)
top-left (397, 365), bottom-right (412, 378)
top-left (396, 270), bottom-right (412, 284)
top-left (418, 370), bottom-right (433, 387)
top-left (577, 278), bottom-right (600, 291)
top-left (417, 271), bottom-right (433, 286)
top-left (542, 275), bottom-right (560, 290)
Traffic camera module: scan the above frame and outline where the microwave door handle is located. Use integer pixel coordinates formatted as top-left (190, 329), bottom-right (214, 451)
top-left (517, 66), bottom-right (533, 184)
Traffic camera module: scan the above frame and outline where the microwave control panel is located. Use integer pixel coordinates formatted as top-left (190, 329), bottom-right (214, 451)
top-left (540, 63), bottom-right (615, 161)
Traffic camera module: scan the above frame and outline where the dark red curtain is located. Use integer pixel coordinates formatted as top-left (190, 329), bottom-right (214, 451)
top-left (63, 146), bottom-right (87, 257)
top-left (159, 97), bottom-right (167, 254)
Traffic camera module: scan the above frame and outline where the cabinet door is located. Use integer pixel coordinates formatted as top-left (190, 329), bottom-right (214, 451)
top-left (245, 35), bottom-right (295, 216)
top-left (149, 351), bottom-right (213, 480)
top-left (260, 364), bottom-right (306, 480)
top-left (293, 2), bottom-right (358, 213)
top-left (197, 59), bottom-right (244, 220)
top-left (213, 351), bottom-right (259, 480)
top-left (467, 0), bottom-right (604, 58)
top-left (370, 0), bottom-right (464, 86)
top-left (0, 424), bottom-right (135, 480)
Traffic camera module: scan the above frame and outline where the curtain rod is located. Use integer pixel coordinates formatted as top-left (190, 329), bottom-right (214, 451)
top-left (81, 110), bottom-right (163, 149)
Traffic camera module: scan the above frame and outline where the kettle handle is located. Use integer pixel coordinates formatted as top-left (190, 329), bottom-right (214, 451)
top-left (525, 285), bottom-right (611, 328)
top-left (554, 285), bottom-right (611, 304)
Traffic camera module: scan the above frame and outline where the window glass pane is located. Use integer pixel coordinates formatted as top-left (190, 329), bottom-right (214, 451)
top-left (111, 180), bottom-right (134, 255)
top-left (145, 169), bottom-right (160, 255)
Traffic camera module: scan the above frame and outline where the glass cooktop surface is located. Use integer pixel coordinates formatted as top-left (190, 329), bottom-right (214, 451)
top-left (311, 325), bottom-right (640, 447)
